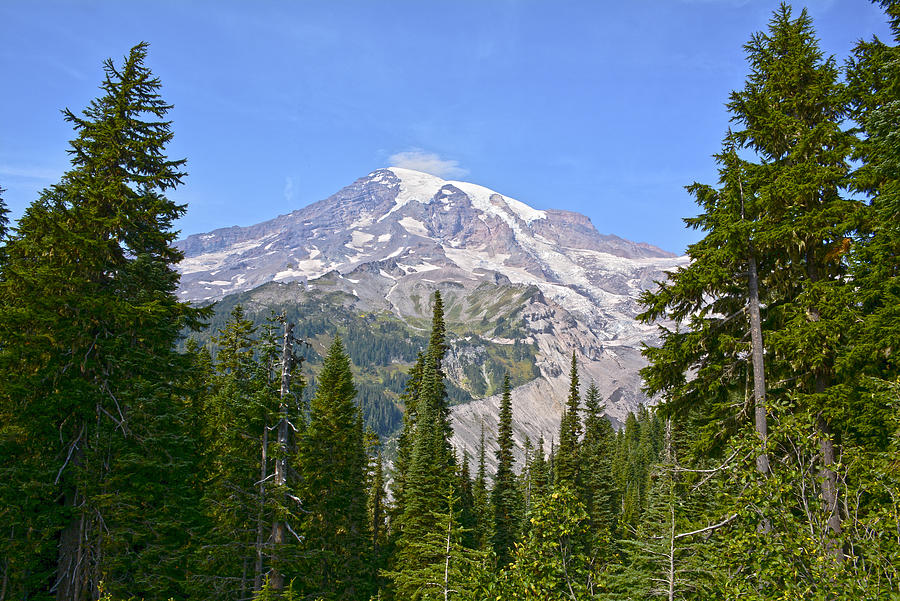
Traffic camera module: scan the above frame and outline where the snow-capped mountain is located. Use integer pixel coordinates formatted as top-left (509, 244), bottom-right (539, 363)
top-left (176, 167), bottom-right (687, 465)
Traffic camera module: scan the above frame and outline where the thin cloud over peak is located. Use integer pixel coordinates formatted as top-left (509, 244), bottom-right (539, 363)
top-left (388, 150), bottom-right (468, 179)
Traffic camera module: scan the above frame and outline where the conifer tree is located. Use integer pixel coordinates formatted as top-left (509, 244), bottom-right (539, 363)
top-left (555, 352), bottom-right (582, 488)
top-left (385, 489), bottom-right (485, 601)
top-left (579, 383), bottom-right (619, 537)
top-left (369, 448), bottom-right (388, 566)
top-left (640, 2), bottom-right (859, 562)
top-left (529, 434), bottom-right (549, 502)
top-left (613, 419), bottom-right (705, 601)
top-left (0, 184), bottom-right (7, 259)
top-left (491, 374), bottom-right (520, 566)
top-left (728, 8), bottom-right (857, 554)
top-left (0, 43), bottom-right (206, 601)
top-left (843, 1), bottom-right (900, 584)
top-left (391, 351), bottom-right (425, 534)
top-left (519, 435), bottom-right (534, 514)
top-left (472, 423), bottom-right (491, 551)
top-left (391, 292), bottom-right (460, 595)
top-left (456, 452), bottom-right (478, 550)
top-left (195, 306), bottom-right (272, 600)
top-left (297, 336), bottom-right (370, 600)
top-left (845, 1), bottom-right (900, 455)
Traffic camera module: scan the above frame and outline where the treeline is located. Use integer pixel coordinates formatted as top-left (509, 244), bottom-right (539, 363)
top-left (1, 1), bottom-right (899, 599)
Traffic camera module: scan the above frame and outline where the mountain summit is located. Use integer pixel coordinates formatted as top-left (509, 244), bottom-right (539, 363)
top-left (177, 167), bottom-right (674, 303)
top-left (176, 168), bottom-right (686, 463)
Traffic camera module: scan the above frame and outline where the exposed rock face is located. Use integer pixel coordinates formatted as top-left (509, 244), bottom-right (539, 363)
top-left (176, 167), bottom-right (687, 468)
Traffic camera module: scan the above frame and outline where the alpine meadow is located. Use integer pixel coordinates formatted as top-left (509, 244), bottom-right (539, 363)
top-left (2, 2), bottom-right (900, 600)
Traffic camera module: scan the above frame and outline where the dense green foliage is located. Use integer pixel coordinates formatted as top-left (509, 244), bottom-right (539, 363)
top-left (3, 3), bottom-right (900, 599)
top-left (634, 2), bottom-right (900, 598)
top-left (490, 374), bottom-right (521, 566)
top-left (0, 43), bottom-right (206, 601)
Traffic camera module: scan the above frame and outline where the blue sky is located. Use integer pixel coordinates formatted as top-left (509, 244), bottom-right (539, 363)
top-left (0, 1), bottom-right (891, 254)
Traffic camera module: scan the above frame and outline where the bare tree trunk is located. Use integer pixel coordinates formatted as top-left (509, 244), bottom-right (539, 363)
top-left (269, 320), bottom-right (293, 592)
top-left (818, 409), bottom-right (843, 561)
top-left (664, 419), bottom-right (676, 601)
top-left (736, 165), bottom-right (771, 479)
top-left (56, 496), bottom-right (88, 601)
top-left (241, 556), bottom-right (249, 601)
top-left (54, 441), bottom-right (94, 601)
top-left (806, 253), bottom-right (843, 560)
top-left (254, 424), bottom-right (268, 592)
top-left (443, 515), bottom-right (452, 601)
top-left (747, 251), bottom-right (770, 477)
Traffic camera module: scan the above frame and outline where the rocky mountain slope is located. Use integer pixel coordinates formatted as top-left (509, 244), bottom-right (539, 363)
top-left (176, 167), bottom-right (686, 468)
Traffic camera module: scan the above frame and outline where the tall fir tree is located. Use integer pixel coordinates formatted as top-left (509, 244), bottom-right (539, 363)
top-left (297, 336), bottom-right (370, 600)
top-left (195, 306), bottom-right (272, 600)
top-left (529, 434), bottom-right (549, 503)
top-left (491, 374), bottom-right (520, 566)
top-left (845, 1), bottom-right (900, 453)
top-left (390, 350), bottom-right (425, 537)
top-left (639, 4), bottom-right (877, 592)
top-left (554, 352), bottom-right (582, 488)
top-left (0, 183), bottom-right (7, 261)
top-left (472, 423), bottom-right (491, 551)
top-left (0, 43), bottom-right (206, 601)
top-left (579, 382), bottom-right (619, 538)
top-left (391, 292), bottom-right (460, 596)
top-left (727, 7), bottom-right (857, 557)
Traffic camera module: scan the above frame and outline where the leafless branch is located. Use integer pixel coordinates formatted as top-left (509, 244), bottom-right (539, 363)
top-left (55, 425), bottom-right (85, 484)
top-left (674, 514), bottom-right (738, 540)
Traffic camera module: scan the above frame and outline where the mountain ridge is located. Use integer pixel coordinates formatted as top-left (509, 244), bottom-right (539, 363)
top-left (175, 167), bottom-right (687, 465)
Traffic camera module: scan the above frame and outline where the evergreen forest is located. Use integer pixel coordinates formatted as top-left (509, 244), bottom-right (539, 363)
top-left (1, 3), bottom-right (899, 599)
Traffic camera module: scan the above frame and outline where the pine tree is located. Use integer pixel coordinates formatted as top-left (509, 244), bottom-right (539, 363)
top-left (491, 374), bottom-right (520, 566)
top-left (0, 183), bottom-right (8, 261)
top-left (640, 0), bottom-right (859, 560)
top-left (369, 448), bottom-right (388, 567)
top-left (391, 292), bottom-right (460, 596)
top-left (613, 419), bottom-right (705, 601)
top-left (834, 1), bottom-right (900, 587)
top-left (297, 336), bottom-right (370, 600)
top-left (391, 350), bottom-right (425, 537)
top-left (579, 382), bottom-right (619, 537)
top-left (0, 43), bottom-right (206, 601)
top-left (727, 7), bottom-right (857, 556)
top-left (472, 423), bottom-right (491, 551)
top-left (457, 452), bottom-right (478, 550)
top-left (529, 434), bottom-right (549, 503)
top-left (384, 489), bottom-right (485, 601)
top-left (845, 1), bottom-right (900, 456)
top-left (195, 306), bottom-right (272, 600)
top-left (519, 435), bottom-right (534, 515)
top-left (554, 352), bottom-right (581, 488)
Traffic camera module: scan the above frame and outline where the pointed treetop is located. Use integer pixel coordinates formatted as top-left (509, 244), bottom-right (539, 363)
top-left (0, 184), bottom-right (7, 241)
top-left (428, 290), bottom-right (447, 373)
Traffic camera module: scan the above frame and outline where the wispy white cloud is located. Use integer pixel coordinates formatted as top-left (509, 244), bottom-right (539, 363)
top-left (388, 150), bottom-right (468, 179)
top-left (283, 176), bottom-right (295, 203)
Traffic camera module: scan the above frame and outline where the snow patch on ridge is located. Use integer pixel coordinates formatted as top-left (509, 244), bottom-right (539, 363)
top-left (447, 180), bottom-right (546, 225)
top-left (398, 216), bottom-right (429, 236)
top-left (350, 230), bottom-right (375, 247)
top-left (379, 168), bottom-right (445, 221)
top-left (180, 235), bottom-right (278, 274)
